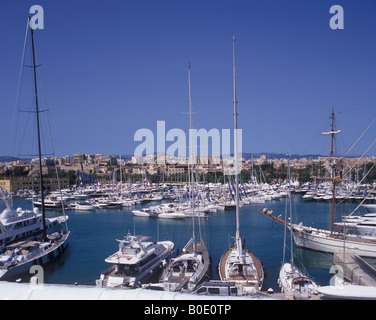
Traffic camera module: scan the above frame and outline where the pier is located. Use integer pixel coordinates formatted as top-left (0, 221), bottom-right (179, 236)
top-left (0, 280), bottom-right (281, 300)
top-left (334, 250), bottom-right (376, 286)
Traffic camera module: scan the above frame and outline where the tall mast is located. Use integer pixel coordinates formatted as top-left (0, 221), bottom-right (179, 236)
top-left (322, 108), bottom-right (341, 235)
top-left (288, 155), bottom-right (293, 265)
top-left (188, 62), bottom-right (196, 245)
top-left (330, 108), bottom-right (335, 234)
top-left (330, 108), bottom-right (340, 234)
top-left (29, 17), bottom-right (47, 240)
top-left (233, 36), bottom-right (242, 258)
top-left (120, 154), bottom-right (123, 199)
top-left (330, 108), bottom-right (335, 159)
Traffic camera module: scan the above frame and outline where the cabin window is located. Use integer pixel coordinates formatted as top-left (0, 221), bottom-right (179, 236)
top-left (208, 288), bottom-right (220, 295)
top-left (139, 253), bottom-right (157, 267)
top-left (196, 287), bottom-right (207, 295)
top-left (230, 287), bottom-right (238, 295)
top-left (14, 222), bottom-right (23, 229)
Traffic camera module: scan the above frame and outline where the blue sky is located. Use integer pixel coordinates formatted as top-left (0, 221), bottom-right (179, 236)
top-left (1, 0), bottom-right (376, 158)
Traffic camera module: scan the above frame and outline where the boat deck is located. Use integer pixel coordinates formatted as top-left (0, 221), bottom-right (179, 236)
top-left (162, 239), bottom-right (210, 291)
top-left (219, 247), bottom-right (263, 286)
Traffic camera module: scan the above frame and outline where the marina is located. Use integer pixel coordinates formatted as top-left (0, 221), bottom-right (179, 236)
top-left (1, 2), bottom-right (376, 303)
top-left (2, 185), bottom-right (376, 299)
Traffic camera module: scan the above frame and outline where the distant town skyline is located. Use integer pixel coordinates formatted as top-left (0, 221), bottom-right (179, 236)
top-left (1, 1), bottom-right (375, 159)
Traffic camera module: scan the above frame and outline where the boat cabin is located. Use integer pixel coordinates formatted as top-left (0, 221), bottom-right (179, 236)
top-left (194, 281), bottom-right (244, 296)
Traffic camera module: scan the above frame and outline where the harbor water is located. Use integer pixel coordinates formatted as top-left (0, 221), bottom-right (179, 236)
top-left (2, 194), bottom-right (373, 293)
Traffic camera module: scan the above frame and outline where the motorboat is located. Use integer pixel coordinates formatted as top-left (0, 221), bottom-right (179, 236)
top-left (131, 206), bottom-right (161, 217)
top-left (33, 197), bottom-right (64, 209)
top-left (99, 233), bottom-right (174, 288)
top-left (0, 187), bottom-right (68, 252)
top-left (70, 202), bottom-right (96, 211)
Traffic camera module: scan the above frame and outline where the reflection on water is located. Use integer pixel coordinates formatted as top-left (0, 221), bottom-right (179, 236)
top-left (292, 248), bottom-right (334, 287)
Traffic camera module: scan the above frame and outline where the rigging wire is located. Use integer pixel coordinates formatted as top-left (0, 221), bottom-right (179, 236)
top-left (341, 118), bottom-right (375, 159)
top-left (11, 18), bottom-right (30, 158)
top-left (343, 137), bottom-right (376, 178)
top-left (33, 27), bottom-right (69, 230)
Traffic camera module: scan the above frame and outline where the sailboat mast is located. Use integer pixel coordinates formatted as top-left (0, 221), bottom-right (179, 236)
top-left (233, 36), bottom-right (242, 257)
top-left (288, 155), bottom-right (294, 265)
top-left (188, 62), bottom-right (195, 244)
top-left (330, 108), bottom-right (336, 234)
top-left (330, 108), bottom-right (335, 159)
top-left (120, 154), bottom-right (123, 199)
top-left (322, 108), bottom-right (341, 235)
top-left (29, 17), bottom-right (47, 240)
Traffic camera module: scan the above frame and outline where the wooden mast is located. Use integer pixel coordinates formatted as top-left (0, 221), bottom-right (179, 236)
top-left (323, 108), bottom-right (341, 235)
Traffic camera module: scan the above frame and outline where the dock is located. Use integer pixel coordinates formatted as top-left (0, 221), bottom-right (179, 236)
top-left (0, 280), bottom-right (280, 300)
top-left (334, 250), bottom-right (376, 286)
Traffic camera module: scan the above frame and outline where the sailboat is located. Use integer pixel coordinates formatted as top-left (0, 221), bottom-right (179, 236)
top-left (218, 37), bottom-right (264, 293)
top-left (258, 110), bottom-right (376, 258)
top-left (278, 156), bottom-right (318, 299)
top-left (159, 63), bottom-right (210, 292)
top-left (0, 17), bottom-right (70, 281)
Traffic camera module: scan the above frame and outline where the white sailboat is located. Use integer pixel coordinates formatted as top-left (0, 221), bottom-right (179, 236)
top-left (318, 276), bottom-right (376, 300)
top-left (259, 110), bottom-right (376, 258)
top-left (0, 17), bottom-right (70, 280)
top-left (278, 157), bottom-right (318, 299)
top-left (159, 63), bottom-right (210, 292)
top-left (218, 37), bottom-right (264, 293)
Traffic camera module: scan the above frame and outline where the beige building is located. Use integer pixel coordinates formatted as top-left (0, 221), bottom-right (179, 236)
top-left (0, 177), bottom-right (70, 193)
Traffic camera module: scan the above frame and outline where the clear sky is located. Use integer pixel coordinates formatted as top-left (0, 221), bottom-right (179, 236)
top-left (1, 0), bottom-right (376, 158)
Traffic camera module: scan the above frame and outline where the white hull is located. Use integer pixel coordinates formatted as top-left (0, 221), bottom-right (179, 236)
top-left (278, 263), bottom-right (317, 298)
top-left (0, 232), bottom-right (70, 280)
top-left (131, 210), bottom-right (152, 217)
top-left (101, 235), bottom-right (174, 288)
top-left (105, 246), bottom-right (172, 288)
top-left (74, 205), bottom-right (95, 211)
top-left (0, 214), bottom-right (68, 251)
top-left (292, 225), bottom-right (376, 258)
top-left (218, 246), bottom-right (264, 292)
top-left (318, 284), bottom-right (376, 299)
top-left (160, 239), bottom-right (210, 292)
top-left (362, 204), bottom-right (376, 213)
top-left (158, 212), bottom-right (188, 219)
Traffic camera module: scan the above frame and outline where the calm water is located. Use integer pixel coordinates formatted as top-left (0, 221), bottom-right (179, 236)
top-left (2, 194), bottom-right (369, 292)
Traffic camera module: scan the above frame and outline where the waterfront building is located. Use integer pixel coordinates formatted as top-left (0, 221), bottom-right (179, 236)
top-left (0, 177), bottom-right (69, 193)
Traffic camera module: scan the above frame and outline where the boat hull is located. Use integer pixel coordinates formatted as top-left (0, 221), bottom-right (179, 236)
top-left (0, 231), bottom-right (70, 281)
top-left (218, 246), bottom-right (264, 292)
top-left (292, 225), bottom-right (376, 258)
top-left (160, 239), bottom-right (210, 292)
top-left (101, 239), bottom-right (174, 288)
